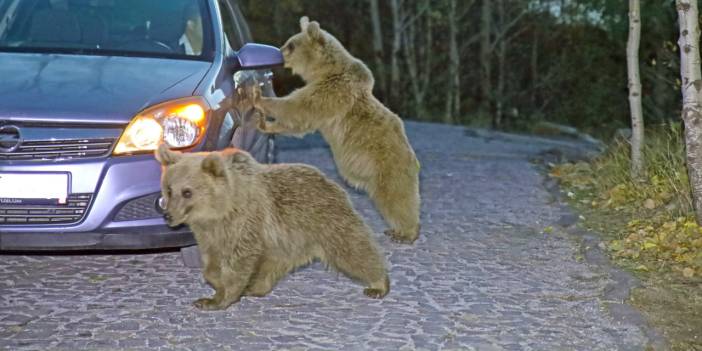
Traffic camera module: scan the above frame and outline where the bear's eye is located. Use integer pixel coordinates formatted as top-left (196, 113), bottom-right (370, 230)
top-left (167, 186), bottom-right (172, 198)
top-left (182, 189), bottom-right (192, 199)
top-left (286, 41), bottom-right (295, 53)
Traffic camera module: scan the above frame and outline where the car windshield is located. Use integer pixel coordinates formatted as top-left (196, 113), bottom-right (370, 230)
top-left (0, 0), bottom-right (213, 60)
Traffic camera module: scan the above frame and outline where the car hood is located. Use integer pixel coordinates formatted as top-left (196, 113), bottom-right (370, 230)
top-left (0, 53), bottom-right (213, 124)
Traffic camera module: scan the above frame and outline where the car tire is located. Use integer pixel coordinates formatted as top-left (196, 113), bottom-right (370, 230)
top-left (180, 245), bottom-right (202, 268)
top-left (229, 120), bottom-right (275, 164)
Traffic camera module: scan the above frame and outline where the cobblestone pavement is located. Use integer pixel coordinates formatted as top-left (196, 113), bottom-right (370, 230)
top-left (1, 122), bottom-right (656, 350)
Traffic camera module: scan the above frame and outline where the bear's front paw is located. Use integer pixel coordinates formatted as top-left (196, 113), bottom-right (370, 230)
top-left (255, 115), bottom-right (278, 134)
top-left (250, 84), bottom-right (262, 106)
top-left (193, 297), bottom-right (227, 311)
top-left (254, 114), bottom-right (268, 132)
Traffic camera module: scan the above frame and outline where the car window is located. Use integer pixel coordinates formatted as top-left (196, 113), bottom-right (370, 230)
top-left (217, 0), bottom-right (250, 50)
top-left (0, 0), bottom-right (214, 60)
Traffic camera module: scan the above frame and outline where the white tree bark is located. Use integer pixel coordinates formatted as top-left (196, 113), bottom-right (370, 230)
top-left (368, 0), bottom-right (387, 101)
top-left (627, 0), bottom-right (644, 179)
top-left (676, 0), bottom-right (702, 223)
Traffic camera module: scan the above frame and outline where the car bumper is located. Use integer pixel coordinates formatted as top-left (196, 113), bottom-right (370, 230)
top-left (1, 155), bottom-right (194, 250)
top-left (0, 226), bottom-right (194, 250)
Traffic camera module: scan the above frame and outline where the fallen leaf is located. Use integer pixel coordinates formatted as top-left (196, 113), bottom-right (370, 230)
top-left (608, 240), bottom-right (623, 251)
top-left (683, 267), bottom-right (695, 278)
top-left (88, 275), bottom-right (107, 283)
top-left (642, 242), bottom-right (657, 250)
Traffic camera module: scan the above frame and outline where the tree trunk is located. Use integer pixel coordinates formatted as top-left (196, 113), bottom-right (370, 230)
top-left (368, 0), bottom-right (387, 101)
top-left (402, 0), bottom-right (432, 117)
top-left (403, 11), bottom-right (421, 113)
top-left (676, 0), bottom-right (702, 223)
top-left (389, 0), bottom-right (403, 110)
top-left (628, 0), bottom-right (644, 180)
top-left (480, 0), bottom-right (493, 123)
top-left (444, 0), bottom-right (459, 124)
top-left (530, 26), bottom-right (539, 110)
top-left (494, 0), bottom-right (506, 128)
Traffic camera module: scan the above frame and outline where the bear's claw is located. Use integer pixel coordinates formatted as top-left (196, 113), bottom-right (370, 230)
top-left (364, 288), bottom-right (387, 299)
top-left (384, 229), bottom-right (417, 244)
top-left (193, 297), bottom-right (226, 311)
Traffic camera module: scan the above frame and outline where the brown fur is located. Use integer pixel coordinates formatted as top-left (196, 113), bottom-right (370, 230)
top-left (155, 145), bottom-right (390, 311)
top-left (252, 17), bottom-right (421, 244)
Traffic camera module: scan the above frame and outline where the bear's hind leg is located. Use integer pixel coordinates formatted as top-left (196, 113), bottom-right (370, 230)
top-left (373, 174), bottom-right (420, 244)
top-left (323, 231), bottom-right (390, 299)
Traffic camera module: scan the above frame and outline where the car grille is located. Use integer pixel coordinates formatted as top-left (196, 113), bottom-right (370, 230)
top-left (114, 193), bottom-right (163, 222)
top-left (0, 138), bottom-right (115, 161)
top-left (0, 194), bottom-right (92, 225)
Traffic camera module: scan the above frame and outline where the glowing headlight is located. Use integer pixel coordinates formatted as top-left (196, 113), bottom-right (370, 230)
top-left (113, 97), bottom-right (209, 155)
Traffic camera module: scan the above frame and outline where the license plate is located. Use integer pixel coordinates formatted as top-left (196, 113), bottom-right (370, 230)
top-left (0, 173), bottom-right (68, 205)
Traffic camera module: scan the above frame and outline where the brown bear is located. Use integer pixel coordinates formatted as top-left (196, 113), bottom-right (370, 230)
top-left (155, 145), bottom-right (390, 311)
top-left (252, 16), bottom-right (421, 244)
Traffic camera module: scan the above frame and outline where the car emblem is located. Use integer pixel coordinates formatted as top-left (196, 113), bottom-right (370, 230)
top-left (0, 125), bottom-right (22, 153)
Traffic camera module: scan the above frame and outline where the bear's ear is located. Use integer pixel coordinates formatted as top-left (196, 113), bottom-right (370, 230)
top-left (300, 16), bottom-right (310, 32)
top-left (306, 21), bottom-right (324, 43)
top-left (201, 154), bottom-right (226, 178)
top-left (155, 144), bottom-right (181, 166)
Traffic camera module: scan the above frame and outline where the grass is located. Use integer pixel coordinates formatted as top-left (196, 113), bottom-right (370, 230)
top-left (551, 123), bottom-right (702, 350)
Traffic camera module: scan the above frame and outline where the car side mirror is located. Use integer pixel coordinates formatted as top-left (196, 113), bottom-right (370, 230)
top-left (234, 43), bottom-right (283, 70)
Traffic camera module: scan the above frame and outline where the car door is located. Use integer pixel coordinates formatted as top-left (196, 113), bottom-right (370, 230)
top-left (216, 0), bottom-right (276, 163)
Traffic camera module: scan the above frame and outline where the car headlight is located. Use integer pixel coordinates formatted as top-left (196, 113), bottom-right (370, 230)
top-left (113, 97), bottom-right (209, 155)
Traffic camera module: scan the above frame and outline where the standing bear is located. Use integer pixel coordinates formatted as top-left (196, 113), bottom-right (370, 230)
top-left (156, 145), bottom-right (389, 311)
top-left (253, 16), bottom-right (421, 244)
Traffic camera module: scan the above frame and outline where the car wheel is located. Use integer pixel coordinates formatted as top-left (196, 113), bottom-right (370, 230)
top-left (229, 111), bottom-right (275, 163)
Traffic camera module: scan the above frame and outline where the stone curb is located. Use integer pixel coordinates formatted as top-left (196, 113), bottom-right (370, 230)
top-left (541, 174), bottom-right (669, 351)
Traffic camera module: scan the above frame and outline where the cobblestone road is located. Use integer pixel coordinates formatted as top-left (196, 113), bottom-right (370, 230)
top-left (1, 122), bottom-right (657, 350)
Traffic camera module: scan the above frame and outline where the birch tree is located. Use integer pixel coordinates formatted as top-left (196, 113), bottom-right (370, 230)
top-left (368, 0), bottom-right (387, 101)
top-left (445, 0), bottom-right (459, 124)
top-left (480, 0), bottom-right (492, 121)
top-left (676, 0), bottom-right (702, 223)
top-left (627, 0), bottom-right (644, 179)
top-left (389, 0), bottom-right (403, 108)
top-left (402, 0), bottom-right (432, 115)
top-left (495, 0), bottom-right (507, 128)
top-left (445, 0), bottom-right (476, 124)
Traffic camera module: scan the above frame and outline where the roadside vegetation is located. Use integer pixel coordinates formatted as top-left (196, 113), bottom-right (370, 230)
top-left (552, 123), bottom-right (702, 350)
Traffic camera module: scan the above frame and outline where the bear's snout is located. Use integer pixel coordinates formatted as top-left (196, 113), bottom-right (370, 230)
top-left (163, 211), bottom-right (180, 227)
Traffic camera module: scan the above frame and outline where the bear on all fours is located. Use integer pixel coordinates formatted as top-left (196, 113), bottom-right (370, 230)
top-left (156, 145), bottom-right (390, 311)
